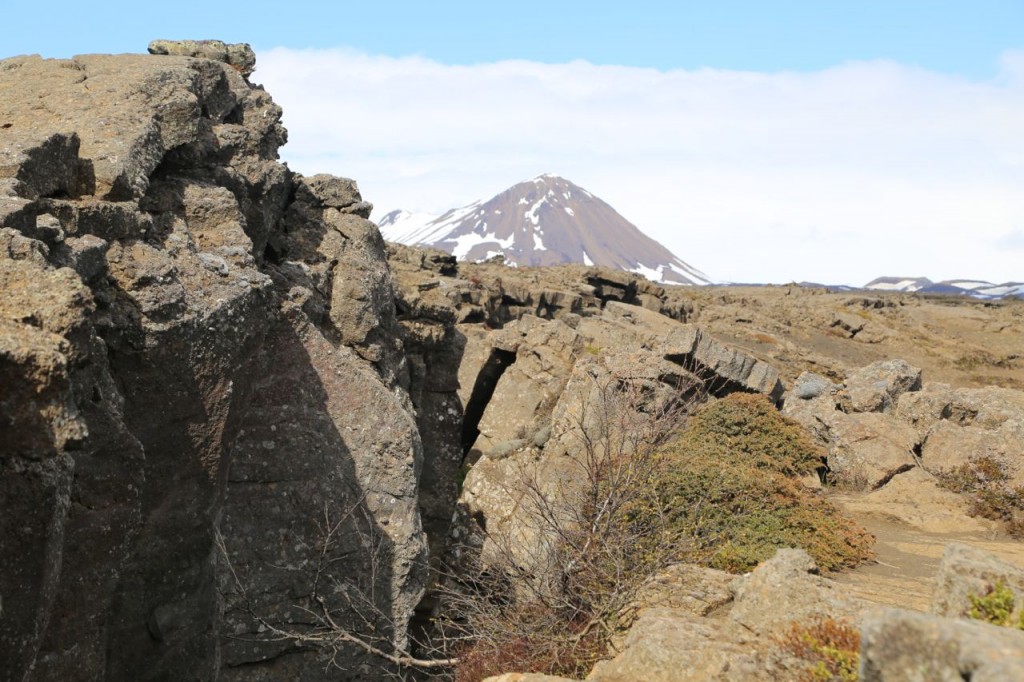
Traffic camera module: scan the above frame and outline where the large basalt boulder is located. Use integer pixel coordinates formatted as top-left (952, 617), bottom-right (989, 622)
top-left (896, 384), bottom-right (1024, 484)
top-left (1, 46), bottom-right (438, 681)
top-left (660, 322), bottom-right (784, 402)
top-left (784, 380), bottom-right (921, 490)
top-left (586, 608), bottom-right (771, 682)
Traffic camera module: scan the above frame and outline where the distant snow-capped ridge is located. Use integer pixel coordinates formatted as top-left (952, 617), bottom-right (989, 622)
top-left (863, 276), bottom-right (1024, 299)
top-left (377, 174), bottom-right (710, 285)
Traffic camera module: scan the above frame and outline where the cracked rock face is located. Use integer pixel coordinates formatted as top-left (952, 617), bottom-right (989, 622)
top-left (1, 48), bottom-right (437, 681)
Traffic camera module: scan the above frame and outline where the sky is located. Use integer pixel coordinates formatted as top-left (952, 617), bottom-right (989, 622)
top-left (3, 2), bottom-right (1023, 285)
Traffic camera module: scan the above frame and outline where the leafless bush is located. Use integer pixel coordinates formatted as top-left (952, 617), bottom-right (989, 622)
top-left (216, 496), bottom-right (455, 678)
top-left (435, 368), bottom-right (703, 679)
top-left (215, 364), bottom-right (704, 679)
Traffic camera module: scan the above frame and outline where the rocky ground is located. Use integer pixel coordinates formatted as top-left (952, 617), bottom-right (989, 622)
top-left (675, 283), bottom-right (1024, 390)
top-left (389, 255), bottom-right (1024, 681)
top-left (2, 42), bottom-right (1023, 682)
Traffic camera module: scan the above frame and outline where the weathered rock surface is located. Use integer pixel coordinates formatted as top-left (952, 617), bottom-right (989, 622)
top-left (860, 608), bottom-right (1024, 681)
top-left (587, 608), bottom-right (772, 682)
top-left (931, 543), bottom-right (1024, 621)
top-left (791, 370), bottom-right (837, 400)
top-left (148, 39), bottom-right (257, 77)
top-left (0, 46), bottom-right (450, 682)
top-left (841, 359), bottom-right (922, 413)
top-left (581, 549), bottom-right (866, 682)
top-left (896, 383), bottom-right (1024, 484)
top-left (385, 243), bottom-right (789, 584)
top-left (631, 563), bottom-right (735, 618)
top-left (729, 549), bottom-right (868, 637)
top-left (784, 375), bottom-right (921, 489)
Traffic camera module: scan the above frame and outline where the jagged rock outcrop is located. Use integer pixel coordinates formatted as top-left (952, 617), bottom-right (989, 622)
top-left (728, 549), bottom-right (869, 637)
top-left (386, 235), bottom-right (791, 628)
top-left (0, 40), bottom-right (798, 682)
top-left (1, 44), bottom-right (456, 681)
top-left (897, 383), bottom-right (1024, 485)
top-left (784, 357), bottom-right (1024, 503)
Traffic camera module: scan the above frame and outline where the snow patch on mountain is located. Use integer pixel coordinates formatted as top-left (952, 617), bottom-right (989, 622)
top-left (377, 174), bottom-right (710, 285)
top-left (863, 276), bottom-right (1024, 299)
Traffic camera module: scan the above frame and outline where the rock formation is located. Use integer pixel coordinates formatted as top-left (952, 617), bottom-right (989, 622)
top-left (0, 42), bottom-right (788, 682)
top-left (1, 42), bottom-right (446, 681)
top-left (3, 40), bottom-right (1024, 682)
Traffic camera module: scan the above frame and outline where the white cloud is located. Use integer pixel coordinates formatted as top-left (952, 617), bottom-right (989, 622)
top-left (255, 47), bottom-right (1024, 285)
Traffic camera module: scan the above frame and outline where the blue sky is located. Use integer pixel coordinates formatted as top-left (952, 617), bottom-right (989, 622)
top-left (4, 2), bottom-right (1022, 284)
top-left (6, 1), bottom-right (1022, 77)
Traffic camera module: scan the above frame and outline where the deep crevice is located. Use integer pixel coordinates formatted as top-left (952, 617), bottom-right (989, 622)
top-left (871, 463), bottom-right (916, 490)
top-left (460, 348), bottom-right (517, 457)
top-left (663, 353), bottom-right (743, 400)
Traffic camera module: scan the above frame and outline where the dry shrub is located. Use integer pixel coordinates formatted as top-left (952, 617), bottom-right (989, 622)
top-left (753, 332), bottom-right (779, 345)
top-left (442, 373), bottom-right (698, 679)
top-left (778, 617), bottom-right (860, 682)
top-left (441, 391), bottom-right (873, 679)
top-left (936, 456), bottom-right (1024, 538)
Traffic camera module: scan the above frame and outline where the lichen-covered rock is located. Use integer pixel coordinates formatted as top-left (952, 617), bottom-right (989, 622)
top-left (931, 543), bottom-right (1024, 621)
top-left (660, 322), bottom-right (784, 401)
top-left (148, 39), bottom-right (256, 77)
top-left (587, 608), bottom-right (772, 682)
top-left (791, 371), bottom-right (837, 400)
top-left (860, 608), bottom-right (1024, 681)
top-left (841, 359), bottom-right (922, 413)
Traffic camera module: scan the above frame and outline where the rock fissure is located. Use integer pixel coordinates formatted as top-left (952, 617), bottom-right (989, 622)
top-left (460, 347), bottom-right (517, 457)
top-left (4, 41), bottom-right (1024, 682)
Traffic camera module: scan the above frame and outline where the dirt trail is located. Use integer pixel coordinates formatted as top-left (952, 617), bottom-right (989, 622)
top-left (830, 493), bottom-right (1024, 612)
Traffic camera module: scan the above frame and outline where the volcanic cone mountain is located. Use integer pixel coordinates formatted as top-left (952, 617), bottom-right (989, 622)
top-left (378, 174), bottom-right (710, 285)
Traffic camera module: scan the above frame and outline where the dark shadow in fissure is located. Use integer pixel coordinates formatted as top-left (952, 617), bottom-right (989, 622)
top-left (459, 348), bottom-right (517, 458)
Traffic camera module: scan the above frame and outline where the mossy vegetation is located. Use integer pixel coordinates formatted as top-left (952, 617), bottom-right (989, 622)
top-left (645, 393), bottom-right (875, 572)
top-left (778, 617), bottom-right (861, 682)
top-left (967, 580), bottom-right (1023, 629)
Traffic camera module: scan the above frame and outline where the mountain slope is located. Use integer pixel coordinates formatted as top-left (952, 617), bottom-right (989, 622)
top-left (378, 174), bottom-right (710, 285)
top-left (864, 277), bottom-right (1024, 299)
